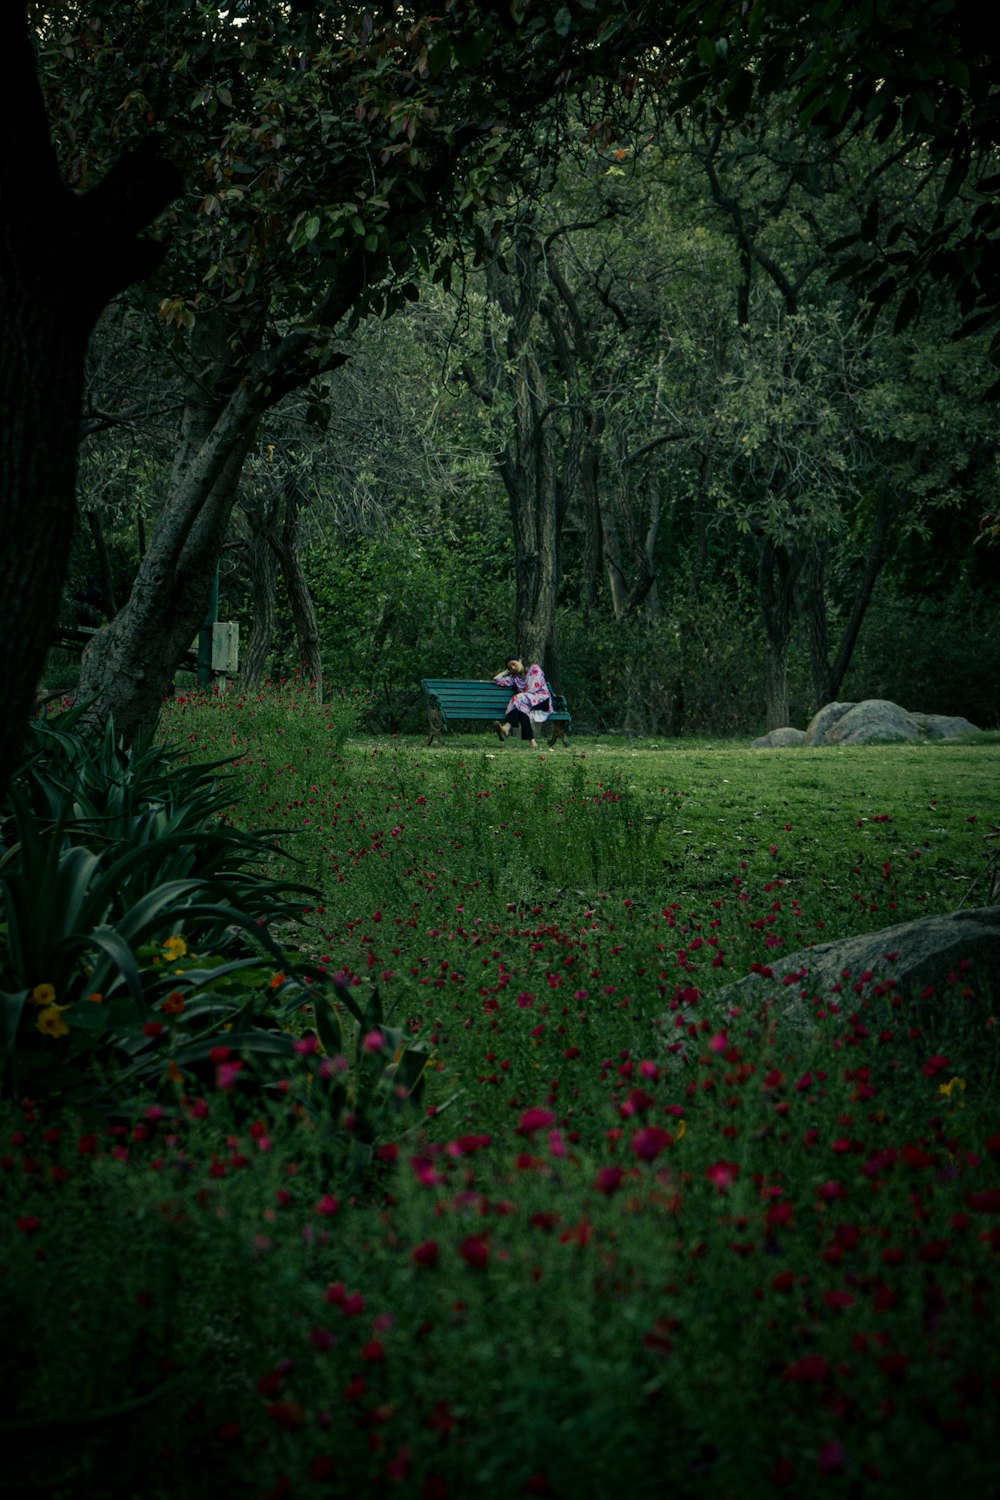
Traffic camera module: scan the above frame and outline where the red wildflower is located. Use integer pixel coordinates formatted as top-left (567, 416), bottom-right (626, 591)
top-left (783, 1355), bottom-right (830, 1383)
top-left (630, 1125), bottom-right (674, 1162)
top-left (705, 1159), bottom-right (740, 1191)
top-left (593, 1165), bottom-right (625, 1195)
top-left (516, 1107), bottom-right (555, 1136)
top-left (966, 1188), bottom-right (1000, 1213)
top-left (922, 1054), bottom-right (951, 1077)
top-left (459, 1235), bottom-right (490, 1269)
top-left (215, 1060), bottom-right (244, 1091)
top-left (411, 1240), bottom-right (440, 1268)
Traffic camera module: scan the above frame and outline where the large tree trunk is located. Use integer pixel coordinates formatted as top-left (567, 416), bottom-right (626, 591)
top-left (77, 310), bottom-right (265, 739)
top-left (0, 14), bottom-right (178, 795)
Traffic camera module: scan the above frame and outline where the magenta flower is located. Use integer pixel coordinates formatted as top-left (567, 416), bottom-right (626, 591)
top-left (629, 1124), bottom-right (674, 1162)
top-left (459, 1235), bottom-right (490, 1269)
top-left (215, 1060), bottom-right (244, 1091)
top-left (516, 1106), bottom-right (555, 1137)
top-left (593, 1166), bottom-right (625, 1195)
top-left (705, 1160), bottom-right (740, 1191)
top-left (411, 1240), bottom-right (440, 1268)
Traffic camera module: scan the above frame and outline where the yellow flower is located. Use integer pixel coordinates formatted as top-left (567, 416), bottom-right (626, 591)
top-left (939, 1076), bottom-right (966, 1098)
top-left (36, 1005), bottom-right (71, 1038)
top-left (30, 983), bottom-right (57, 1006)
top-left (163, 935), bottom-right (188, 960)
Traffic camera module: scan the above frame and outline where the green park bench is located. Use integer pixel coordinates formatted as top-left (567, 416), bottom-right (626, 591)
top-left (420, 678), bottom-right (573, 748)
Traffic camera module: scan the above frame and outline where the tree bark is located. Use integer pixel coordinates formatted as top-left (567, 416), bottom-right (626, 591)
top-left (0, 13), bottom-right (179, 794)
top-left (823, 488), bottom-right (895, 702)
top-left (758, 537), bottom-right (800, 729)
top-left (237, 497), bottom-right (281, 690)
top-left (77, 309), bottom-right (265, 738)
top-left (270, 486), bottom-right (323, 699)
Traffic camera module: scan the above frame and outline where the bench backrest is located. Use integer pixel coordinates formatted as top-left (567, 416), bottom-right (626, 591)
top-left (421, 679), bottom-right (570, 720)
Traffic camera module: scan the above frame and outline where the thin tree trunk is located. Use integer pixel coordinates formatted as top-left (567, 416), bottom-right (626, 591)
top-left (271, 488), bottom-right (323, 699)
top-left (237, 504), bottom-right (280, 689)
top-left (824, 488), bottom-right (895, 701)
top-left (758, 537), bottom-right (799, 729)
top-left (85, 508), bottom-right (118, 617)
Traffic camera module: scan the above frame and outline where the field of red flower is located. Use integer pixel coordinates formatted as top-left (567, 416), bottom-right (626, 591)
top-left (3, 684), bottom-right (998, 1498)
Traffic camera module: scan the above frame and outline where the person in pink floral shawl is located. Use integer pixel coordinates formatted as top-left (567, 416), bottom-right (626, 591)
top-left (491, 656), bottom-right (552, 750)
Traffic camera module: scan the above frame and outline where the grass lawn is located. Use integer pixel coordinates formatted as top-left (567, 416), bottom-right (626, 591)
top-left (3, 685), bottom-right (998, 1499)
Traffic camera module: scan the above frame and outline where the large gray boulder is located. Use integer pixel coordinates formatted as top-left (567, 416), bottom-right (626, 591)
top-left (810, 698), bottom-right (920, 746)
top-left (751, 727), bottom-right (807, 749)
top-left (722, 905), bottom-right (1000, 1009)
top-left (802, 701), bottom-right (856, 746)
top-left (911, 712), bottom-right (980, 741)
top-left (799, 699), bottom-right (980, 747)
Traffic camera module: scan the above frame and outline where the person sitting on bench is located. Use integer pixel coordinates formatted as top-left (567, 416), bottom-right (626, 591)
top-left (492, 656), bottom-right (552, 750)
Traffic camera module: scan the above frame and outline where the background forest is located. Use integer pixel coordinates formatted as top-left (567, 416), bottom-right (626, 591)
top-left (39, 5), bottom-right (998, 743)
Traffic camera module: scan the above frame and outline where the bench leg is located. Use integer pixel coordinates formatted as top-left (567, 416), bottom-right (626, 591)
top-left (426, 708), bottom-right (445, 746)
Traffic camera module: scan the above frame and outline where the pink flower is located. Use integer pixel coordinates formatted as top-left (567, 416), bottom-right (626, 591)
top-left (363, 1029), bottom-right (386, 1052)
top-left (215, 1060), bottom-right (244, 1091)
top-left (706, 1160), bottom-right (740, 1191)
top-left (630, 1125), bottom-right (674, 1162)
top-left (516, 1106), bottom-right (555, 1137)
top-left (593, 1166), bottom-right (625, 1195)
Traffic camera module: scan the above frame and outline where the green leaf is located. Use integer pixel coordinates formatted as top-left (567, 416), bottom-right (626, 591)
top-left (315, 993), bottom-right (344, 1058)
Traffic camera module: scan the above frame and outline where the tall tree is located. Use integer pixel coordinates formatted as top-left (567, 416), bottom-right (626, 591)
top-left (0, 9), bottom-right (179, 794)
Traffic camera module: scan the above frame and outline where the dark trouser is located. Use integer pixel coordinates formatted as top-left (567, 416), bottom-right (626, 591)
top-left (505, 699), bottom-right (550, 741)
top-left (505, 708), bottom-right (534, 740)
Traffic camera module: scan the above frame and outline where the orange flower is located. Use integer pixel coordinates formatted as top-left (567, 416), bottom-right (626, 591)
top-left (269, 972), bottom-right (286, 990)
top-left (161, 991), bottom-right (186, 1016)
